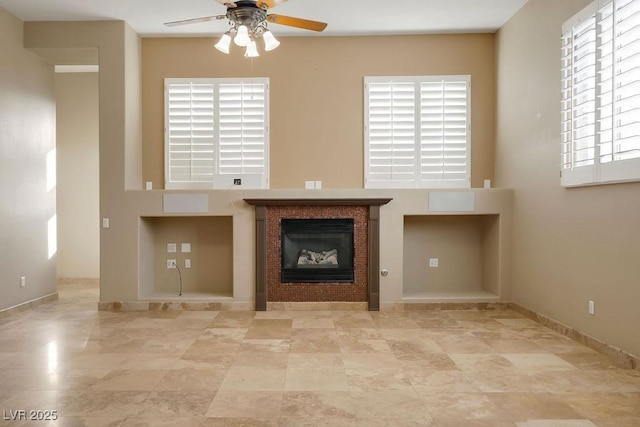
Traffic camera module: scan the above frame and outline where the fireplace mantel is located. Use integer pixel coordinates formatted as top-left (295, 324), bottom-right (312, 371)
top-left (244, 198), bottom-right (392, 207)
top-left (244, 197), bottom-right (392, 311)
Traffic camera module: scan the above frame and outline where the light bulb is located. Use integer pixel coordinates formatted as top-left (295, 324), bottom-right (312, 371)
top-left (234, 25), bottom-right (250, 47)
top-left (214, 33), bottom-right (232, 54)
top-left (245, 40), bottom-right (260, 58)
top-left (262, 30), bottom-right (280, 51)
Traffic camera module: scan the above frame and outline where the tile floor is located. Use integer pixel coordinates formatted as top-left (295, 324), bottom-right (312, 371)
top-left (0, 283), bottom-right (639, 426)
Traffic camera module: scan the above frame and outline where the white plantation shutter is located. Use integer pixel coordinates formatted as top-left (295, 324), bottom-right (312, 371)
top-left (164, 78), bottom-right (269, 189)
top-left (561, 0), bottom-right (640, 187)
top-left (598, 0), bottom-right (616, 166)
top-left (165, 81), bottom-right (215, 188)
top-left (420, 78), bottom-right (470, 188)
top-left (365, 76), bottom-right (471, 189)
top-left (561, 4), bottom-right (598, 185)
top-left (219, 82), bottom-right (267, 179)
top-left (366, 81), bottom-right (417, 187)
top-left (599, 0), bottom-right (640, 182)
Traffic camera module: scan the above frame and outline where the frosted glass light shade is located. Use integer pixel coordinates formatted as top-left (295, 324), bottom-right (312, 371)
top-left (245, 40), bottom-right (260, 58)
top-left (263, 30), bottom-right (280, 51)
top-left (234, 25), bottom-right (250, 47)
top-left (214, 34), bottom-right (232, 54)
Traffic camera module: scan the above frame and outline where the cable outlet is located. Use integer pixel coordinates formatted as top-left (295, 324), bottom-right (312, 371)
top-left (588, 300), bottom-right (595, 315)
top-left (20, 276), bottom-right (26, 288)
top-left (233, 178), bottom-right (242, 185)
top-left (167, 259), bottom-right (176, 269)
top-left (429, 258), bottom-right (439, 268)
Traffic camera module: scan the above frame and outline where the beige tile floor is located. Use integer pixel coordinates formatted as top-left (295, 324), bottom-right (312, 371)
top-left (0, 283), bottom-right (639, 426)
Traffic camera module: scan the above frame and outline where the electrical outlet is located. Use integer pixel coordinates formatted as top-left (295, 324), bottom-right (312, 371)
top-left (185, 259), bottom-right (191, 268)
top-left (167, 243), bottom-right (177, 253)
top-left (167, 259), bottom-right (176, 269)
top-left (102, 218), bottom-right (110, 228)
top-left (429, 258), bottom-right (439, 268)
top-left (588, 300), bottom-right (595, 315)
top-left (20, 276), bottom-right (26, 288)
top-left (233, 178), bottom-right (242, 185)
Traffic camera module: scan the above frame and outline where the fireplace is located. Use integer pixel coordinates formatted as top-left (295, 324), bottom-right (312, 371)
top-left (244, 198), bottom-right (392, 310)
top-left (281, 218), bottom-right (354, 283)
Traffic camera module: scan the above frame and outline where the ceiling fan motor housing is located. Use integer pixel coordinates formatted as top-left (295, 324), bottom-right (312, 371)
top-left (227, 1), bottom-right (268, 30)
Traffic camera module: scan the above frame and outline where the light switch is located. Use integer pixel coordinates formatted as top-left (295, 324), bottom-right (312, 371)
top-left (167, 243), bottom-right (177, 253)
top-left (181, 243), bottom-right (191, 253)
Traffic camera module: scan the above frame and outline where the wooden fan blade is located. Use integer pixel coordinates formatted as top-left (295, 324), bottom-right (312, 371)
top-left (164, 15), bottom-right (226, 27)
top-left (266, 14), bottom-right (327, 32)
top-left (215, 0), bottom-right (237, 7)
top-left (256, 0), bottom-right (288, 10)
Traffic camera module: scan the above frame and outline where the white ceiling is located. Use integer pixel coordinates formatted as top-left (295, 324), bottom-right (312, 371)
top-left (0, 0), bottom-right (528, 37)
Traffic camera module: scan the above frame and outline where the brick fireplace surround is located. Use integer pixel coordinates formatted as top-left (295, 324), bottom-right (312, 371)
top-left (244, 198), bottom-right (392, 311)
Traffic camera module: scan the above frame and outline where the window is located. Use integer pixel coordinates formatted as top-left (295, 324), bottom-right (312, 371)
top-left (364, 75), bottom-right (471, 189)
top-left (164, 78), bottom-right (269, 189)
top-left (561, 0), bottom-right (640, 187)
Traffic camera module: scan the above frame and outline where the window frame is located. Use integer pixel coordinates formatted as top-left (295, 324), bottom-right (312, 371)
top-left (561, 0), bottom-right (640, 187)
top-left (364, 75), bottom-right (472, 189)
top-left (164, 77), bottom-right (270, 190)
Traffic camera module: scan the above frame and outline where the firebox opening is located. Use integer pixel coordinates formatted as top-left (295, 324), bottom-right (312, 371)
top-left (281, 218), bottom-right (355, 283)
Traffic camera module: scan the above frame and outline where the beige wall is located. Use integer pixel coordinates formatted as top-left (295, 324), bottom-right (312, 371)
top-left (0, 7), bottom-right (56, 311)
top-left (55, 72), bottom-right (100, 279)
top-left (24, 20), bottom-right (144, 303)
top-left (22, 21), bottom-right (512, 309)
top-left (496, 0), bottom-right (640, 358)
top-left (125, 26), bottom-right (143, 191)
top-left (142, 34), bottom-right (496, 189)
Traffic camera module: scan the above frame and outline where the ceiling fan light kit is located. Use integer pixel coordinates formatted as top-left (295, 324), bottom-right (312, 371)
top-left (262, 30), bottom-right (280, 51)
top-left (233, 24), bottom-right (251, 47)
top-left (165, 0), bottom-right (327, 58)
top-left (214, 32), bottom-right (233, 53)
top-left (245, 40), bottom-right (260, 57)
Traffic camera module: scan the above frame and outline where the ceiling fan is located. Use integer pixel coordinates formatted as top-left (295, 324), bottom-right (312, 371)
top-left (164, 0), bottom-right (328, 57)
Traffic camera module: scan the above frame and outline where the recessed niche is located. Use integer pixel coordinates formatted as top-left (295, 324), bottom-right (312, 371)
top-left (139, 216), bottom-right (233, 299)
top-left (403, 215), bottom-right (500, 300)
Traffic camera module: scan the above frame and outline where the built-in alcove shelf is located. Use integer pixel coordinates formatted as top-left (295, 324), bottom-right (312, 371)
top-left (402, 290), bottom-right (500, 302)
top-left (402, 214), bottom-right (501, 301)
top-left (138, 216), bottom-right (233, 300)
top-left (141, 291), bottom-right (234, 301)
